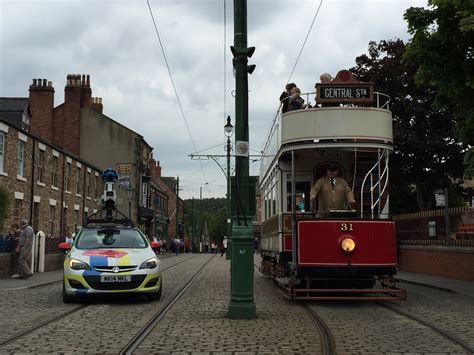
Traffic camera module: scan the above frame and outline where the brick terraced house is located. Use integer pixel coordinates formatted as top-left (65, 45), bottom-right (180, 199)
top-left (0, 113), bottom-right (102, 277)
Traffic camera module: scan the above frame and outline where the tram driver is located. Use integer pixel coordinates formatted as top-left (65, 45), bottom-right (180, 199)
top-left (310, 164), bottom-right (356, 216)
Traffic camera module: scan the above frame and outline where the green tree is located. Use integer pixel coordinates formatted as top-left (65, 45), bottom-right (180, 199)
top-left (351, 39), bottom-right (466, 212)
top-left (0, 186), bottom-right (9, 229)
top-left (184, 197), bottom-right (227, 243)
top-left (403, 0), bottom-right (474, 177)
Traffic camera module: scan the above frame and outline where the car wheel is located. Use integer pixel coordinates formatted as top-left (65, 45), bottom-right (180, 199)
top-left (62, 282), bottom-right (76, 303)
top-left (148, 279), bottom-right (162, 301)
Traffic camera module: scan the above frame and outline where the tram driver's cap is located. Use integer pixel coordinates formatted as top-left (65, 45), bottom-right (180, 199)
top-left (327, 164), bottom-right (339, 171)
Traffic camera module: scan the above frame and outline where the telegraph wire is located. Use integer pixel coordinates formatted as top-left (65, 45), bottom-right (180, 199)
top-left (260, 0), bottom-right (323, 154)
top-left (146, 0), bottom-right (209, 186)
top-left (286, 0), bottom-right (323, 84)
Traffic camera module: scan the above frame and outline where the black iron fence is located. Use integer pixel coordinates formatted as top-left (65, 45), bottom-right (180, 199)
top-left (394, 206), bottom-right (474, 246)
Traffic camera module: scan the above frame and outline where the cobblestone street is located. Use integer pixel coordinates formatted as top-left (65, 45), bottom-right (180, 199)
top-left (0, 253), bottom-right (473, 354)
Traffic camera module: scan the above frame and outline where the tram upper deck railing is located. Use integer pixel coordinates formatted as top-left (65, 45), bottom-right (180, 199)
top-left (259, 91), bottom-right (393, 179)
top-left (262, 92), bottom-right (393, 155)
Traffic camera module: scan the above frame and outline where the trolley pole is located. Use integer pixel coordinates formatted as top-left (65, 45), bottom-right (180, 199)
top-left (228, 0), bottom-right (256, 319)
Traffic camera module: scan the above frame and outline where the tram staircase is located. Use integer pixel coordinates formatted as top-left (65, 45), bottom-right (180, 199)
top-left (351, 153), bottom-right (389, 219)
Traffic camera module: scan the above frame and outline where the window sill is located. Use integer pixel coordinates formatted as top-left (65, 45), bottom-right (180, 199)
top-left (16, 175), bottom-right (26, 182)
top-left (0, 171), bottom-right (8, 177)
top-left (86, 197), bottom-right (91, 200)
top-left (65, 190), bottom-right (72, 195)
top-left (76, 194), bottom-right (81, 198)
top-left (51, 186), bottom-right (59, 191)
top-left (37, 182), bottom-right (46, 187)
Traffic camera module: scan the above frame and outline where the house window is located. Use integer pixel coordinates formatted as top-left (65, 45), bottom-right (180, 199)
top-left (76, 167), bottom-right (81, 195)
top-left (66, 162), bottom-right (72, 191)
top-left (37, 149), bottom-right (45, 183)
top-left (13, 199), bottom-right (22, 220)
top-left (49, 205), bottom-right (56, 236)
top-left (95, 175), bottom-right (99, 199)
top-left (142, 182), bottom-right (148, 208)
top-left (0, 132), bottom-right (4, 173)
top-left (74, 209), bottom-right (79, 231)
top-left (51, 156), bottom-right (58, 187)
top-left (86, 172), bottom-right (91, 197)
top-left (17, 141), bottom-right (25, 177)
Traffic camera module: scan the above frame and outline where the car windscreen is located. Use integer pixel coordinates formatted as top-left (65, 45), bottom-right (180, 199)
top-left (76, 229), bottom-right (148, 249)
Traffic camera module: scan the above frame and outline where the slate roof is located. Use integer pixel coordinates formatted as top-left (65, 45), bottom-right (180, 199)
top-left (0, 97), bottom-right (29, 130)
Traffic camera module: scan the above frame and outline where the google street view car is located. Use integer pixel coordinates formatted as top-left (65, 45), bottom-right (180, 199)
top-left (59, 169), bottom-right (162, 303)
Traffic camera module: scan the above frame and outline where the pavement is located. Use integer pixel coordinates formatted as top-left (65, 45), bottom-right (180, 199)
top-left (1, 255), bottom-right (473, 298)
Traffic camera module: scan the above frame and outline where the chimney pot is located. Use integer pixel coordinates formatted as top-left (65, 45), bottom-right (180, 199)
top-left (43, 79), bottom-right (47, 86)
top-left (86, 74), bottom-right (90, 87)
top-left (99, 98), bottom-right (102, 104)
top-left (82, 74), bottom-right (85, 86)
top-left (48, 81), bottom-right (52, 87)
top-left (33, 79), bottom-right (37, 86)
top-left (37, 78), bottom-right (42, 86)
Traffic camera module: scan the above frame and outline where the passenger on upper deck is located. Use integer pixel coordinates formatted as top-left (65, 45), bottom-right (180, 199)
top-left (287, 87), bottom-right (305, 112)
top-left (279, 83), bottom-right (296, 114)
top-left (310, 164), bottom-right (355, 216)
top-left (315, 73), bottom-right (339, 108)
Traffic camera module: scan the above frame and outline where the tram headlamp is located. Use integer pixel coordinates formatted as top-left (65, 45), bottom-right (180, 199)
top-left (341, 238), bottom-right (356, 253)
top-left (140, 257), bottom-right (159, 270)
top-left (69, 258), bottom-right (90, 270)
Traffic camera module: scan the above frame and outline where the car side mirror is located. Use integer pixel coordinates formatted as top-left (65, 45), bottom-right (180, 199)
top-left (58, 242), bottom-right (71, 250)
top-left (150, 241), bottom-right (161, 250)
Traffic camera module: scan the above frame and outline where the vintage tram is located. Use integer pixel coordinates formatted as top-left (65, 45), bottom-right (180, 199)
top-left (258, 70), bottom-right (405, 300)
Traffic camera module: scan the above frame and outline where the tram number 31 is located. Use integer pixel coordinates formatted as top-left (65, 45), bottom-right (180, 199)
top-left (339, 223), bottom-right (354, 232)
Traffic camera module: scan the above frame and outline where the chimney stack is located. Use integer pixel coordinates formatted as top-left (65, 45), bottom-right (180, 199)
top-left (91, 97), bottom-right (103, 114)
top-left (29, 78), bottom-right (55, 141)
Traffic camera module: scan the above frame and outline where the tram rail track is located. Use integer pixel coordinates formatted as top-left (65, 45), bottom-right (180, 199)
top-left (0, 254), bottom-right (201, 349)
top-left (120, 254), bottom-right (215, 354)
top-left (302, 304), bottom-right (336, 355)
top-left (377, 302), bottom-right (474, 355)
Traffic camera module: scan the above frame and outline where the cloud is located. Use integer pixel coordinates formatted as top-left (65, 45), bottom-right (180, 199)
top-left (0, 0), bottom-right (426, 198)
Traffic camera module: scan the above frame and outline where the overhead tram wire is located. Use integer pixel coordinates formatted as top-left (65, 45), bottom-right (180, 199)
top-left (146, 0), bottom-right (209, 187)
top-left (260, 0), bottom-right (324, 154)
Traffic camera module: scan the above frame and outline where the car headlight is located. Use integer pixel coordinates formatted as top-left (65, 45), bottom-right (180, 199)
top-left (140, 257), bottom-right (159, 269)
top-left (341, 238), bottom-right (356, 252)
top-left (69, 258), bottom-right (90, 270)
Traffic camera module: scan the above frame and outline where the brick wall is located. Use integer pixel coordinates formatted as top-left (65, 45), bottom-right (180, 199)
top-left (399, 246), bottom-right (474, 281)
top-left (0, 120), bottom-right (102, 240)
top-left (0, 126), bottom-right (33, 229)
top-left (0, 253), bottom-right (64, 278)
top-left (29, 79), bottom-right (54, 141)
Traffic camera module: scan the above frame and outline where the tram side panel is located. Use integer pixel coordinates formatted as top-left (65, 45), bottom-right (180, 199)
top-left (296, 220), bottom-right (397, 275)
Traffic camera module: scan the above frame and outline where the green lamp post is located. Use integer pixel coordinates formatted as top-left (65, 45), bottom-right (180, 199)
top-left (228, 0), bottom-right (256, 319)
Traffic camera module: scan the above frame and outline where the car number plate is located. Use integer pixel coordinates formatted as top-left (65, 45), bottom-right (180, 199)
top-left (100, 275), bottom-right (131, 282)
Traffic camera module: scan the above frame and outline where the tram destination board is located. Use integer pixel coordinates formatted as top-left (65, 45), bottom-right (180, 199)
top-left (316, 83), bottom-right (374, 104)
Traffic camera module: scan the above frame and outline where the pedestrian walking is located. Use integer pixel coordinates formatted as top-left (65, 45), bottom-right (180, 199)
top-left (14, 219), bottom-right (34, 279)
top-left (221, 236), bottom-right (228, 257)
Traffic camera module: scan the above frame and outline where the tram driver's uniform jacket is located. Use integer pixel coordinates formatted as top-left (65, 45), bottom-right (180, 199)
top-left (310, 177), bottom-right (354, 215)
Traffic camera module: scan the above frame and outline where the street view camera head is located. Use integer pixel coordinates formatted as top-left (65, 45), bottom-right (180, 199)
top-left (85, 168), bottom-right (133, 227)
top-left (102, 168), bottom-right (119, 205)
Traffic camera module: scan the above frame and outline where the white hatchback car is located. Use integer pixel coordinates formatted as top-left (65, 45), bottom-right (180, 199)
top-left (60, 226), bottom-right (162, 303)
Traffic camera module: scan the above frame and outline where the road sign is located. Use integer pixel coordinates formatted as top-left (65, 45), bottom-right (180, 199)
top-left (116, 163), bottom-right (132, 175)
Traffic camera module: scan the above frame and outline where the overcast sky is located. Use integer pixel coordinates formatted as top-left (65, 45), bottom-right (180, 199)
top-left (0, 0), bottom-right (426, 199)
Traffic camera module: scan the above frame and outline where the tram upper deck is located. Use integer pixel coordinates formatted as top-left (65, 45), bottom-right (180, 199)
top-left (260, 91), bottom-right (393, 180)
